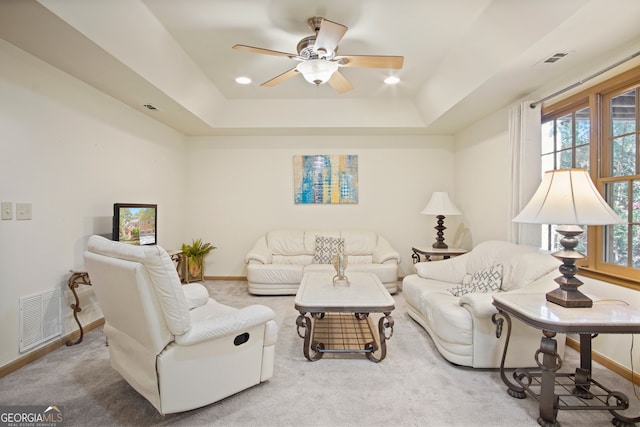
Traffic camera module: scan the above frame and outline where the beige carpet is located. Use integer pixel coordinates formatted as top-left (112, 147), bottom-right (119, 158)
top-left (1, 280), bottom-right (639, 426)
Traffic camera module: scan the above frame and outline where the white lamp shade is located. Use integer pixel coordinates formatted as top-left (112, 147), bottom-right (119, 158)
top-left (421, 192), bottom-right (461, 216)
top-left (296, 59), bottom-right (339, 85)
top-left (513, 169), bottom-right (625, 225)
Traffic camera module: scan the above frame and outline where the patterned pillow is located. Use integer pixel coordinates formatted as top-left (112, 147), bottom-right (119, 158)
top-left (448, 264), bottom-right (503, 297)
top-left (313, 236), bottom-right (345, 264)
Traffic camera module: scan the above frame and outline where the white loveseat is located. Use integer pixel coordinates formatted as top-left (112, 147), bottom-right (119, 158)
top-left (245, 229), bottom-right (400, 295)
top-left (85, 236), bottom-right (278, 414)
top-left (402, 240), bottom-right (566, 368)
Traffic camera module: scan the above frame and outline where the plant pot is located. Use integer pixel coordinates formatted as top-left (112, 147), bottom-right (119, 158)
top-left (183, 255), bottom-right (204, 283)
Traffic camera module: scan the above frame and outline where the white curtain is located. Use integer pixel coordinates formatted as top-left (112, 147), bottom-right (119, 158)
top-left (508, 101), bottom-right (542, 246)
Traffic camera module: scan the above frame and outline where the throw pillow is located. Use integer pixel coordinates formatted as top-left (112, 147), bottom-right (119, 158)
top-left (448, 264), bottom-right (503, 297)
top-left (313, 236), bottom-right (345, 264)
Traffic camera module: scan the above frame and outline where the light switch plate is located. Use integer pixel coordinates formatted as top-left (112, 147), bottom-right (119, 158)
top-left (16, 203), bottom-right (32, 220)
top-left (1, 202), bottom-right (12, 220)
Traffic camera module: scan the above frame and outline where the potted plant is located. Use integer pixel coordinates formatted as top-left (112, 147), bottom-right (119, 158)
top-left (180, 238), bottom-right (216, 283)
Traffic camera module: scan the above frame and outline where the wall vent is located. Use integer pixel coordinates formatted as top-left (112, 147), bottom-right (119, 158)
top-left (19, 289), bottom-right (61, 353)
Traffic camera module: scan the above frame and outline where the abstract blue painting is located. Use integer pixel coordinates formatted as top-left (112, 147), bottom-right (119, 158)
top-left (293, 155), bottom-right (358, 204)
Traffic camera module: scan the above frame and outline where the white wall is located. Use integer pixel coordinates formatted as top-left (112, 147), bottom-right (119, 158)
top-left (454, 108), bottom-right (511, 246)
top-left (184, 135), bottom-right (458, 279)
top-left (0, 40), bottom-right (186, 368)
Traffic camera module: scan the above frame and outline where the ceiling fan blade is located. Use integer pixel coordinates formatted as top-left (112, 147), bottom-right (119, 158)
top-left (314, 19), bottom-right (348, 57)
top-left (233, 44), bottom-right (297, 59)
top-left (328, 70), bottom-right (353, 94)
top-left (335, 55), bottom-right (404, 69)
top-left (261, 68), bottom-right (299, 87)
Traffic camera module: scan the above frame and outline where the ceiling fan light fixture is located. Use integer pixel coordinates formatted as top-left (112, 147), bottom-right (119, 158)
top-left (296, 59), bottom-right (339, 85)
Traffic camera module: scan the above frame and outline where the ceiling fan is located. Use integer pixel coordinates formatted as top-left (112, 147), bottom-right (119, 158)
top-left (232, 16), bottom-right (404, 94)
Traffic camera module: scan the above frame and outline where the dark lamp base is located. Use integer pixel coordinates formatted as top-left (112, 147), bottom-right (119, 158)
top-left (546, 287), bottom-right (593, 308)
top-left (432, 215), bottom-right (449, 249)
top-left (546, 224), bottom-right (592, 308)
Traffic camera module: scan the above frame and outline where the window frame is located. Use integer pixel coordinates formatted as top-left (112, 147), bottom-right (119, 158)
top-left (541, 65), bottom-right (640, 289)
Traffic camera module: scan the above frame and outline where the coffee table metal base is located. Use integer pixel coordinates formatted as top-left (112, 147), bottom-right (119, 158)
top-left (296, 311), bottom-right (394, 362)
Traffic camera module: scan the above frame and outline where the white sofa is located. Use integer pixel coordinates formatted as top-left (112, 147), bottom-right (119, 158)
top-left (402, 240), bottom-right (566, 368)
top-left (85, 236), bottom-right (278, 414)
top-left (245, 229), bottom-right (400, 295)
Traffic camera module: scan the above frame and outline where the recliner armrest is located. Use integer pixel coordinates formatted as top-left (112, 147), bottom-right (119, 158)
top-left (175, 305), bottom-right (276, 346)
top-left (244, 236), bottom-right (272, 264)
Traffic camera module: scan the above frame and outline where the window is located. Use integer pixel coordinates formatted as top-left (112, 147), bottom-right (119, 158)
top-left (601, 87), bottom-right (640, 272)
top-left (541, 66), bottom-right (640, 285)
top-left (540, 105), bottom-right (590, 254)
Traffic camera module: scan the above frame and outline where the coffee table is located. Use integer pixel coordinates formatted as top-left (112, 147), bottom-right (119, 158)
top-left (294, 272), bottom-right (395, 362)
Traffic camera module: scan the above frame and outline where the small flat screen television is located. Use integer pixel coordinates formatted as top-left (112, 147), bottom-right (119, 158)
top-left (112, 203), bottom-right (157, 246)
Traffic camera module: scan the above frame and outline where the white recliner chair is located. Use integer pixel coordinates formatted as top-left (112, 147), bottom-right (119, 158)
top-left (84, 235), bottom-right (278, 414)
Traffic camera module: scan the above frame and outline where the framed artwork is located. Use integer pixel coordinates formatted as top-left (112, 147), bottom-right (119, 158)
top-left (293, 154), bottom-right (359, 204)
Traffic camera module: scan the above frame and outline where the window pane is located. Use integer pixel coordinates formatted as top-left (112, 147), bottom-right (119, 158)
top-left (606, 224), bottom-right (628, 266)
top-left (576, 107), bottom-right (590, 145)
top-left (611, 89), bottom-right (636, 136)
top-left (556, 149), bottom-right (573, 169)
top-left (557, 114), bottom-right (573, 150)
top-left (611, 135), bottom-right (637, 176)
top-left (634, 180), bottom-right (640, 223)
top-left (609, 181), bottom-right (629, 222)
top-left (575, 145), bottom-right (590, 170)
top-left (541, 224), bottom-right (552, 251)
top-left (541, 121), bottom-right (554, 155)
top-left (541, 153), bottom-right (554, 173)
top-left (633, 225), bottom-right (640, 269)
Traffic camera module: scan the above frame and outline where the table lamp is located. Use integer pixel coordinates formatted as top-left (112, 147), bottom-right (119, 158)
top-left (421, 192), bottom-right (461, 249)
top-left (513, 169), bottom-right (625, 308)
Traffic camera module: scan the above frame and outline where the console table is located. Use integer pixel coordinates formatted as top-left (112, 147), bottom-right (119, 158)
top-left (411, 246), bottom-right (467, 263)
top-left (65, 268), bottom-right (92, 346)
top-left (492, 293), bottom-right (640, 427)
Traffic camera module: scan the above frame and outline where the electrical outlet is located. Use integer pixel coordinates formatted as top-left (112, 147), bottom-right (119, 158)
top-left (1, 202), bottom-right (12, 220)
top-left (16, 203), bottom-right (32, 220)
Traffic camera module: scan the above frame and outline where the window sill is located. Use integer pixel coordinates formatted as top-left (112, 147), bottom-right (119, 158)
top-left (578, 267), bottom-right (640, 291)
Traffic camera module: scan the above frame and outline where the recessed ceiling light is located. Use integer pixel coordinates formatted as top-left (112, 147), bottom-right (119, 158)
top-left (384, 76), bottom-right (400, 85)
top-left (235, 76), bottom-right (252, 85)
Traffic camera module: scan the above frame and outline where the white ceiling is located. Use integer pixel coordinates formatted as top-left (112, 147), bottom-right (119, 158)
top-left (2, 0), bottom-right (640, 136)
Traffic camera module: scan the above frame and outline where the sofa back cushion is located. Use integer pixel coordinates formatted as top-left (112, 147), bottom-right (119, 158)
top-left (340, 230), bottom-right (378, 255)
top-left (502, 250), bottom-right (560, 291)
top-left (266, 229), bottom-right (380, 258)
top-left (267, 229), bottom-right (307, 255)
top-left (466, 240), bottom-right (560, 292)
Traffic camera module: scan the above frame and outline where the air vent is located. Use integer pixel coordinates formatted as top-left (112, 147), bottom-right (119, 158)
top-left (19, 289), bottom-right (61, 353)
top-left (543, 52), bottom-right (568, 64)
top-left (143, 104), bottom-right (158, 111)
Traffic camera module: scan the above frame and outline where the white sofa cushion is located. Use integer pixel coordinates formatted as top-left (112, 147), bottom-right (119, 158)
top-left (267, 229), bottom-right (307, 255)
top-left (341, 229), bottom-right (378, 255)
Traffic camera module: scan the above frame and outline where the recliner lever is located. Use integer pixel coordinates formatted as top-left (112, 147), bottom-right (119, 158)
top-left (234, 332), bottom-right (250, 346)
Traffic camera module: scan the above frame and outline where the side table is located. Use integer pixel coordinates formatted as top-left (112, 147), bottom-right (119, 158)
top-left (492, 293), bottom-right (640, 426)
top-left (411, 246), bottom-right (467, 263)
